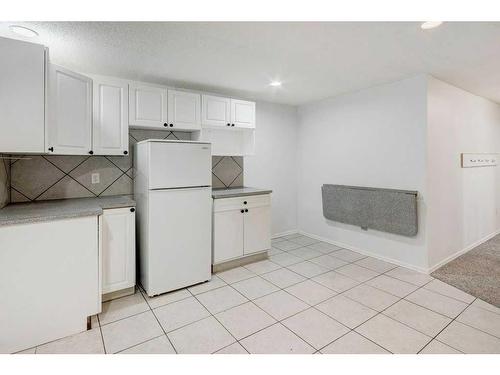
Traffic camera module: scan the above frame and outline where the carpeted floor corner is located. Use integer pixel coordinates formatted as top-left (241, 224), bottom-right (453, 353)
top-left (431, 234), bottom-right (500, 307)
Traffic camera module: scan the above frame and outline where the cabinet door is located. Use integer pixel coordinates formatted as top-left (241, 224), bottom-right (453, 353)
top-left (201, 95), bottom-right (231, 128)
top-left (129, 84), bottom-right (167, 128)
top-left (213, 209), bottom-right (244, 263)
top-left (46, 64), bottom-right (93, 155)
top-left (101, 207), bottom-right (136, 294)
top-left (243, 205), bottom-right (271, 255)
top-left (93, 77), bottom-right (129, 155)
top-left (167, 89), bottom-right (201, 131)
top-left (230, 99), bottom-right (255, 129)
top-left (0, 37), bottom-right (45, 154)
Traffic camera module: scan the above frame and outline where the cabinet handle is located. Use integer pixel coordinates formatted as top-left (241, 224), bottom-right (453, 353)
top-left (243, 201), bottom-right (247, 205)
top-left (240, 209), bottom-right (244, 213)
top-left (169, 124), bottom-right (174, 127)
top-left (48, 147), bottom-right (54, 152)
top-left (89, 150), bottom-right (94, 155)
top-left (245, 209), bottom-right (248, 212)
top-left (130, 207), bottom-right (135, 213)
top-left (123, 151), bottom-right (128, 155)
top-left (164, 123), bottom-right (168, 127)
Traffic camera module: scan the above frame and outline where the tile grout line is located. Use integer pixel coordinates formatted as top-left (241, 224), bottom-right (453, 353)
top-left (140, 289), bottom-right (180, 354)
top-left (416, 297), bottom-right (475, 354)
top-left (95, 234), bottom-right (496, 354)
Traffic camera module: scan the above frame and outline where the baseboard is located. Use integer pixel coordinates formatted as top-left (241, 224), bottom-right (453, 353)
top-left (427, 228), bottom-right (500, 273)
top-left (272, 229), bottom-right (298, 239)
top-left (298, 230), bottom-right (429, 273)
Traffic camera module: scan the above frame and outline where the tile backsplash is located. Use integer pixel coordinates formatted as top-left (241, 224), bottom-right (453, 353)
top-left (7, 129), bottom-right (243, 203)
top-left (0, 155), bottom-right (10, 208)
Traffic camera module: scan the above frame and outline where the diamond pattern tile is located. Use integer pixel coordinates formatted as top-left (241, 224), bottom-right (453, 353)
top-left (212, 156), bottom-right (242, 187)
top-left (11, 156), bottom-right (65, 199)
top-left (9, 129), bottom-right (245, 202)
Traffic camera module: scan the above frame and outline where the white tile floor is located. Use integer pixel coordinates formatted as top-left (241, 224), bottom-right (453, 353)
top-left (22, 234), bottom-right (500, 354)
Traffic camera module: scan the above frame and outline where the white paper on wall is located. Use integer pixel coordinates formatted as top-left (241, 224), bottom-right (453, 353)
top-left (461, 153), bottom-right (498, 168)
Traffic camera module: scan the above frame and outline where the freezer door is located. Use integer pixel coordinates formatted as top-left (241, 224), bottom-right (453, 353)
top-left (149, 142), bottom-right (211, 189)
top-left (147, 187), bottom-right (212, 295)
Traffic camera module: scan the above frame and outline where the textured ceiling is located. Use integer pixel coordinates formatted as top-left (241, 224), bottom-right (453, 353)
top-left (1, 22), bottom-right (500, 105)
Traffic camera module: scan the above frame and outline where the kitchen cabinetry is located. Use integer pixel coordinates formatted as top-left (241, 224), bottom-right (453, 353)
top-left (213, 194), bottom-right (271, 265)
top-left (202, 95), bottom-right (255, 129)
top-left (129, 84), bottom-right (202, 131)
top-left (197, 94), bottom-right (256, 155)
top-left (0, 37), bottom-right (46, 154)
top-left (0, 36), bottom-right (255, 155)
top-left (92, 76), bottom-right (129, 155)
top-left (46, 64), bottom-right (93, 155)
top-left (201, 95), bottom-right (231, 127)
top-left (129, 83), bottom-right (167, 129)
top-left (213, 208), bottom-right (244, 263)
top-left (0, 216), bottom-right (100, 354)
top-left (100, 207), bottom-right (136, 298)
top-left (167, 89), bottom-right (201, 130)
top-left (230, 99), bottom-right (256, 129)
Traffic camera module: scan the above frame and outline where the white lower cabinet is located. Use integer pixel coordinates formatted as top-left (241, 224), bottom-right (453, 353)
top-left (0, 216), bottom-right (100, 354)
top-left (213, 208), bottom-right (244, 263)
top-left (212, 194), bottom-right (271, 264)
top-left (100, 207), bottom-right (136, 296)
top-left (243, 205), bottom-right (271, 254)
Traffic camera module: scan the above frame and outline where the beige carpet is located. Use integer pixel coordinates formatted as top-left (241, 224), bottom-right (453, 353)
top-left (432, 234), bottom-right (500, 307)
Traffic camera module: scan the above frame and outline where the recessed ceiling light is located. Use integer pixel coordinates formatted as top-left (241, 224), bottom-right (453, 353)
top-left (420, 21), bottom-right (443, 30)
top-left (269, 81), bottom-right (282, 87)
top-left (9, 25), bottom-right (38, 38)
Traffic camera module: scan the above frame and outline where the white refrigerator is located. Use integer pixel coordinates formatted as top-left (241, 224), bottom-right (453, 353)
top-left (135, 140), bottom-right (212, 297)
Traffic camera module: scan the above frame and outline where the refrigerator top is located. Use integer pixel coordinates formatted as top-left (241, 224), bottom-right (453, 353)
top-left (136, 139), bottom-right (211, 146)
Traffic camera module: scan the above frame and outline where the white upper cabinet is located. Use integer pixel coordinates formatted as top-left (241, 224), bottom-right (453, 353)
top-left (231, 99), bottom-right (256, 129)
top-left (201, 95), bottom-right (255, 129)
top-left (92, 76), bottom-right (129, 155)
top-left (167, 90), bottom-right (201, 131)
top-left (129, 83), bottom-right (167, 129)
top-left (46, 64), bottom-right (93, 155)
top-left (0, 37), bottom-right (45, 154)
top-left (202, 95), bottom-right (231, 128)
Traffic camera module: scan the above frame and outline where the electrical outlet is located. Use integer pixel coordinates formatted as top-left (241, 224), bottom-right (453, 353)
top-left (91, 173), bottom-right (100, 184)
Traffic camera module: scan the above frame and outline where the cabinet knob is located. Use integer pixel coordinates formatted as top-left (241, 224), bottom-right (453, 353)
top-left (227, 123), bottom-right (230, 126)
top-left (243, 201), bottom-right (247, 205)
top-left (164, 123), bottom-right (168, 127)
top-left (245, 209), bottom-right (248, 212)
top-left (169, 124), bottom-right (174, 127)
top-left (123, 151), bottom-right (128, 155)
top-left (231, 124), bottom-right (235, 127)
top-left (48, 147), bottom-right (54, 152)
top-left (89, 150), bottom-right (94, 155)
top-left (240, 209), bottom-right (244, 213)
top-left (130, 207), bottom-right (135, 213)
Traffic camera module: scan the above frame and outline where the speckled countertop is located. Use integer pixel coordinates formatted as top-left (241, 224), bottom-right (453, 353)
top-left (0, 195), bottom-right (136, 227)
top-left (212, 187), bottom-right (272, 199)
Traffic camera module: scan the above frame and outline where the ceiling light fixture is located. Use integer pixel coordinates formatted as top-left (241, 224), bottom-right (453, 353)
top-left (9, 25), bottom-right (38, 38)
top-left (420, 21), bottom-right (443, 30)
top-left (269, 80), bottom-right (282, 87)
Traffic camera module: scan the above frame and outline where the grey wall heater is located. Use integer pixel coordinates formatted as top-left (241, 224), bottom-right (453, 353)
top-left (321, 184), bottom-right (418, 237)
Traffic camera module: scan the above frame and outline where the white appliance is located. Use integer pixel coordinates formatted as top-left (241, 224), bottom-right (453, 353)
top-left (135, 140), bottom-right (212, 296)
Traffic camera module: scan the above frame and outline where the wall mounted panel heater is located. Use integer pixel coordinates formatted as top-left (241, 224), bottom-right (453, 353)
top-left (461, 153), bottom-right (498, 168)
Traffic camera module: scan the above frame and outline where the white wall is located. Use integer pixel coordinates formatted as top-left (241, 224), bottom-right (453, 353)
top-left (245, 101), bottom-right (299, 236)
top-left (296, 76), bottom-right (429, 270)
top-left (426, 77), bottom-right (500, 269)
